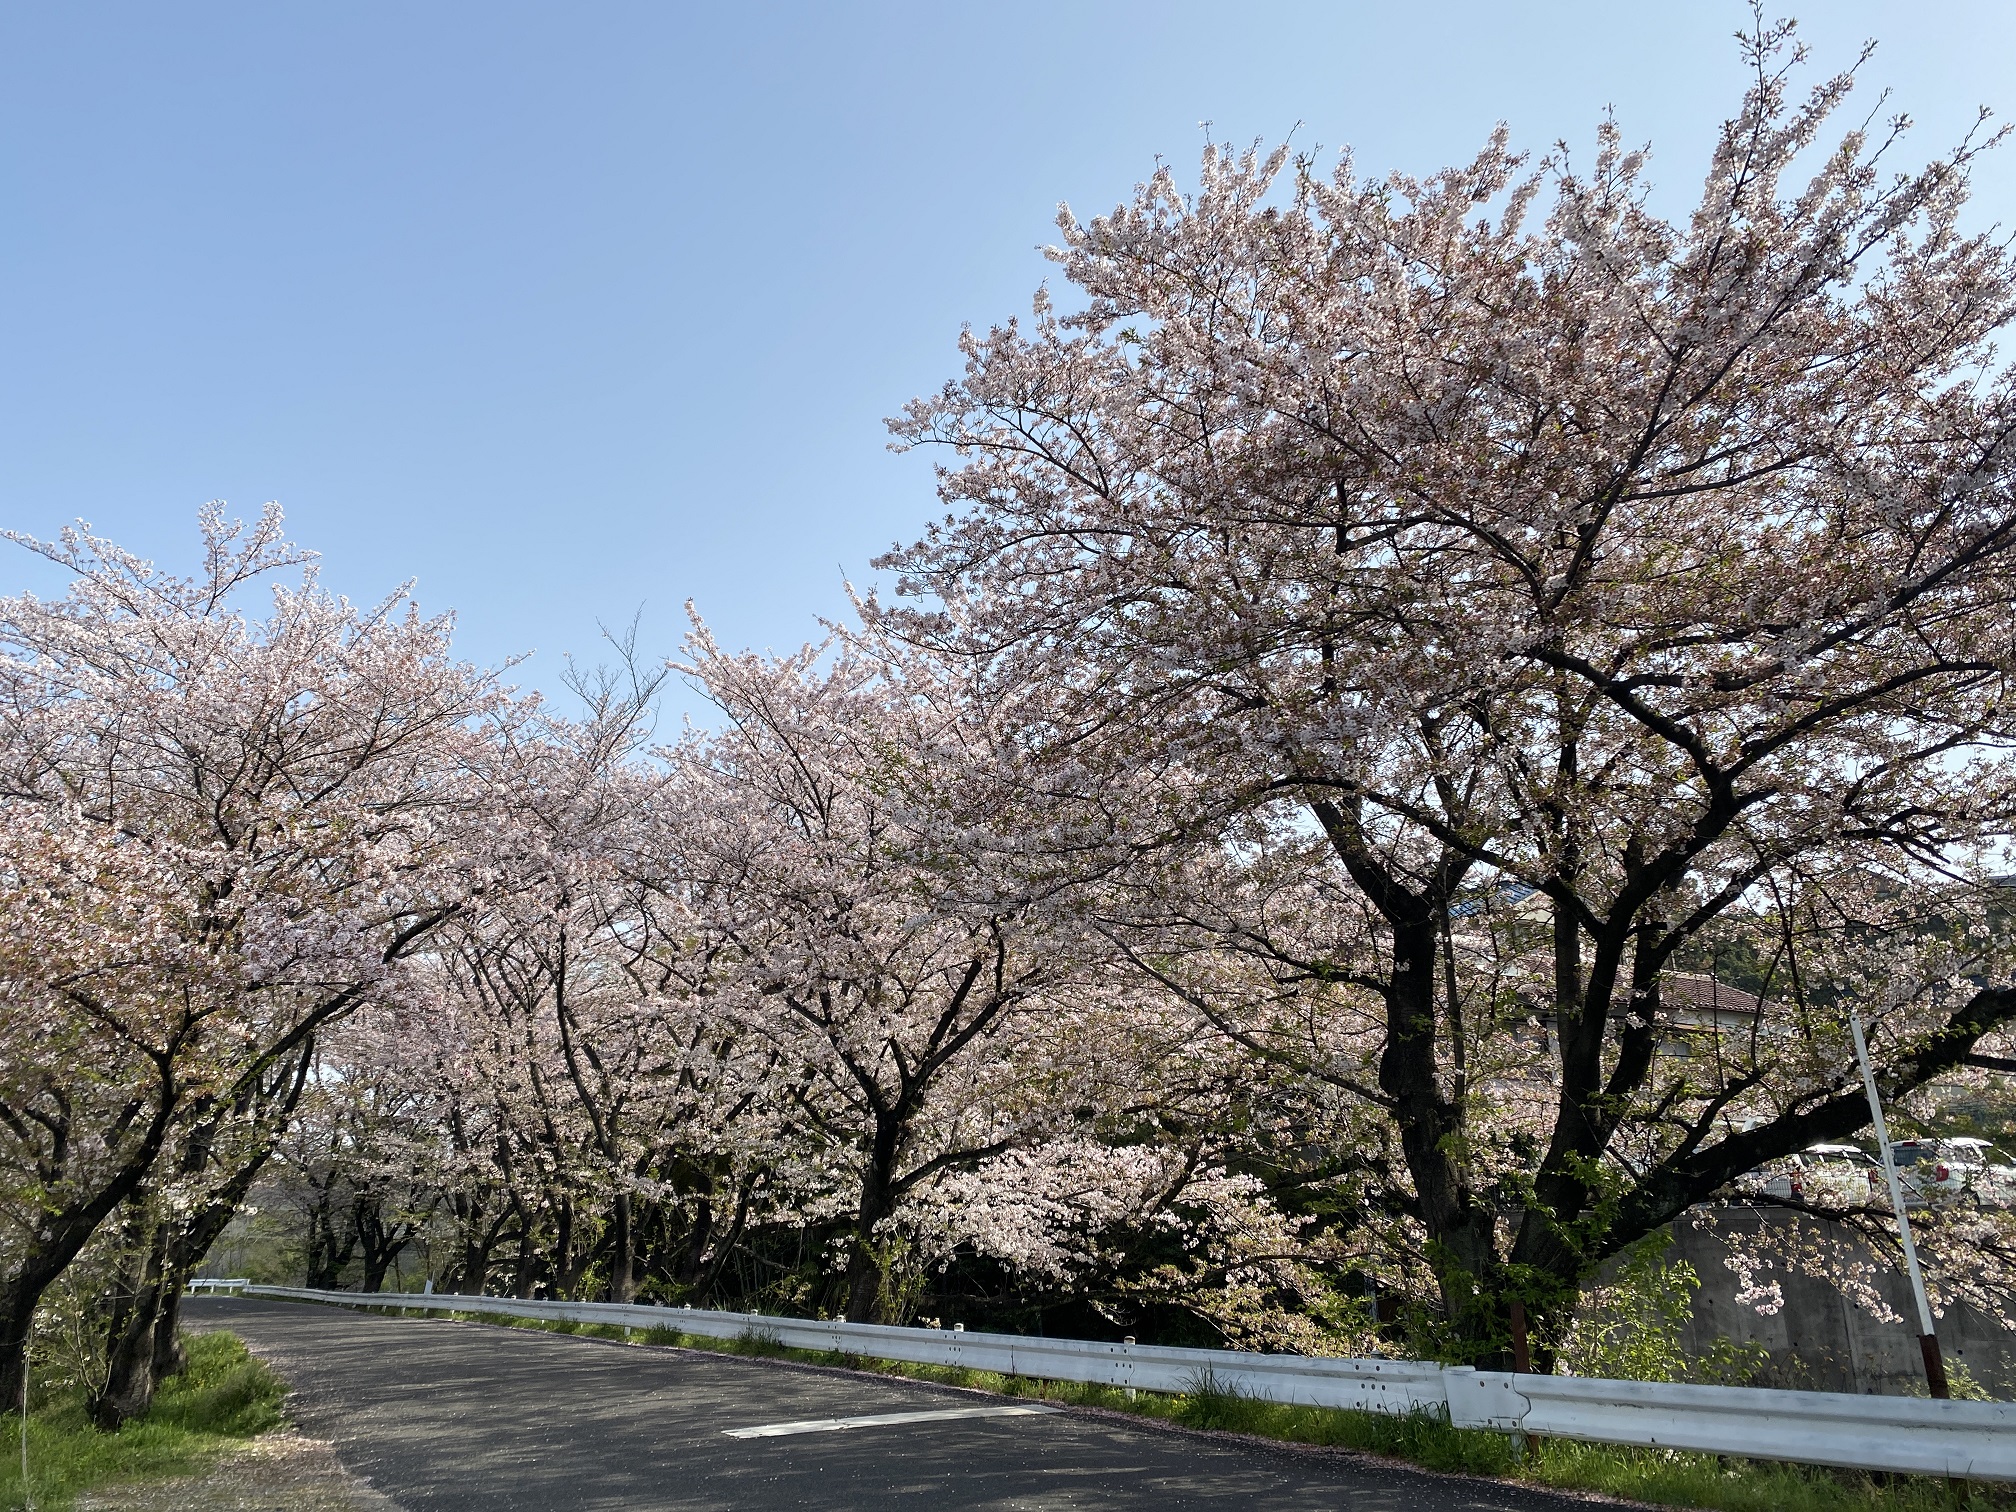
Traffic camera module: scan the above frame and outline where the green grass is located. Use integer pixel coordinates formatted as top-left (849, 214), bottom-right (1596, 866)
top-left (351, 1305), bottom-right (2016, 1511)
top-left (0, 1331), bottom-right (286, 1512)
top-left (1524, 1435), bottom-right (2011, 1512)
top-left (1135, 1379), bottom-right (2012, 1511)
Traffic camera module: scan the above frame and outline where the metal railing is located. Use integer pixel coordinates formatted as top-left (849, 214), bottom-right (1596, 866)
top-left (220, 1284), bottom-right (2016, 1481)
top-left (184, 1277), bottom-right (250, 1293)
top-left (1464, 1371), bottom-right (2016, 1481)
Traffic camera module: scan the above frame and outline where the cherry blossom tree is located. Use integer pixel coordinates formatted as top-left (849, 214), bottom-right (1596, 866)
top-left (672, 628), bottom-right (1131, 1321)
top-left (440, 663), bottom-right (673, 1300)
top-left (268, 1028), bottom-right (444, 1295)
top-left (0, 804), bottom-right (209, 1417)
top-left (0, 506), bottom-right (501, 1421)
top-left (876, 23), bottom-right (2016, 1360)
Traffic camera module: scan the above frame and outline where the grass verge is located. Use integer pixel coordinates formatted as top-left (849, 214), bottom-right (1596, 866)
top-left (0, 1331), bottom-right (286, 1512)
top-left (413, 1306), bottom-right (2012, 1512)
top-left (1146, 1383), bottom-right (2013, 1512)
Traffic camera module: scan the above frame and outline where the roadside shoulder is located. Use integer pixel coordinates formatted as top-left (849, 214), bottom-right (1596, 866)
top-left (75, 1430), bottom-right (403, 1512)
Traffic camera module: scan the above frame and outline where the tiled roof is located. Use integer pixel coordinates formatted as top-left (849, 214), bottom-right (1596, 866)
top-left (1661, 972), bottom-right (1763, 1016)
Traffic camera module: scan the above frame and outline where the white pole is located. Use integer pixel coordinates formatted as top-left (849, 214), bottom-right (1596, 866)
top-left (1847, 1006), bottom-right (1946, 1392)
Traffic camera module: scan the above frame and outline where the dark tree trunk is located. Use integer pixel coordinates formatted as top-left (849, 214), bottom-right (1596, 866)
top-left (304, 1187), bottom-right (359, 1289)
top-left (843, 1116), bottom-right (903, 1323)
top-left (151, 1287), bottom-right (187, 1382)
top-left (0, 1085), bottom-right (178, 1418)
top-left (155, 1115), bottom-right (289, 1377)
top-left (357, 1203), bottom-right (399, 1293)
top-left (1379, 917), bottom-right (1508, 1362)
top-left (551, 1199), bottom-right (591, 1299)
top-left (447, 1193), bottom-right (505, 1294)
top-left (677, 1194), bottom-right (714, 1287)
top-left (0, 1242), bottom-right (91, 1423)
top-left (91, 1221), bottom-right (170, 1429)
top-left (693, 1182), bottom-right (752, 1305)
top-left (605, 1191), bottom-right (636, 1303)
top-left (360, 1239), bottom-right (400, 1294)
top-left (509, 1201), bottom-right (546, 1299)
top-left (95, 1089), bottom-right (294, 1422)
top-left (356, 1194), bottom-right (423, 1294)
top-left (1309, 798), bottom-right (1508, 1361)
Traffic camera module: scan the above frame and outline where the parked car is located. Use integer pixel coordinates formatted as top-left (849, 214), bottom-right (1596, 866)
top-left (1755, 1143), bottom-right (1877, 1205)
top-left (1890, 1137), bottom-right (2016, 1207)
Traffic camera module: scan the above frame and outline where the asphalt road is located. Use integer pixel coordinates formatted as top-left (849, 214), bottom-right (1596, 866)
top-left (187, 1297), bottom-right (1604, 1512)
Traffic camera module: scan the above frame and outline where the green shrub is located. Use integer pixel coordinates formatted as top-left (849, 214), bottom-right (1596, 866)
top-left (1561, 1234), bottom-right (1768, 1386)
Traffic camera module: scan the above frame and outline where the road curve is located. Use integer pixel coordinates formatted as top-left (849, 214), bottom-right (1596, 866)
top-left (187, 1296), bottom-right (1611, 1512)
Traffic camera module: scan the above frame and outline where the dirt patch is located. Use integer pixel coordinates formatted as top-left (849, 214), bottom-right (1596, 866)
top-left (76, 1430), bottom-right (402, 1511)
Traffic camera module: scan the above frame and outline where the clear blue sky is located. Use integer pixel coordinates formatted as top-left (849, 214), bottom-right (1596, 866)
top-left (4, 3), bottom-right (2013, 716)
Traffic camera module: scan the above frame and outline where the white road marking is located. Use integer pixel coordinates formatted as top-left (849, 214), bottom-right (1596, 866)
top-left (723, 1404), bottom-right (1061, 1439)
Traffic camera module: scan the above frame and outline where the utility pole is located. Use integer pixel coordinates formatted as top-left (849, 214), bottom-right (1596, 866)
top-left (1848, 1007), bottom-right (1950, 1399)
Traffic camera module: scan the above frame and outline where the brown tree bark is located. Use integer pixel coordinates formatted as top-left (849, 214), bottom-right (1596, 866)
top-left (90, 1218), bottom-right (169, 1429)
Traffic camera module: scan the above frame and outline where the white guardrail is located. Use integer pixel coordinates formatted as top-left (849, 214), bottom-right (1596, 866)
top-left (217, 1284), bottom-right (2016, 1482)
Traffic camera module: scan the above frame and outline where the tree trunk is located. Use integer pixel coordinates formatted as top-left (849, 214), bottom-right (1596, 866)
top-left (676, 1193), bottom-right (714, 1288)
top-left (843, 1116), bottom-right (903, 1323)
top-left (510, 1240), bottom-right (539, 1297)
top-left (0, 1258), bottom-right (66, 1424)
top-left (152, 1286), bottom-right (187, 1382)
top-left (154, 1127), bottom-right (286, 1377)
top-left (93, 1033), bottom-right (307, 1422)
top-left (606, 1191), bottom-right (636, 1303)
top-left (449, 1196), bottom-right (503, 1294)
top-left (91, 1222), bottom-right (170, 1429)
top-left (0, 1080), bottom-right (178, 1415)
top-left (1381, 917), bottom-right (1510, 1364)
top-left (356, 1196), bottom-right (420, 1295)
top-left (693, 1183), bottom-right (752, 1305)
top-left (1310, 802), bottom-right (1508, 1361)
top-left (0, 1256), bottom-right (68, 1422)
top-left (306, 1193), bottom-right (359, 1290)
top-left (360, 1229), bottom-right (396, 1294)
top-left (550, 1199), bottom-right (584, 1299)
top-left (456, 1231), bottom-right (496, 1296)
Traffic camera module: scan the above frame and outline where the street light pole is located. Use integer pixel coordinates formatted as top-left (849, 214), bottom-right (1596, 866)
top-left (1847, 1006), bottom-right (1949, 1399)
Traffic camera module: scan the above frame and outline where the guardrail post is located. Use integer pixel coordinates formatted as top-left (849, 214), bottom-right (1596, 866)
top-left (1508, 1301), bottom-right (1532, 1459)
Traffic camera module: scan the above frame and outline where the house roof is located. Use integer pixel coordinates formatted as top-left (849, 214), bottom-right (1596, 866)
top-left (1660, 973), bottom-right (1763, 1017)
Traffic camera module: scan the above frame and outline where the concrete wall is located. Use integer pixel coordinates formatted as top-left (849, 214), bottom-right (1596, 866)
top-left (1674, 1206), bottom-right (2014, 1397)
